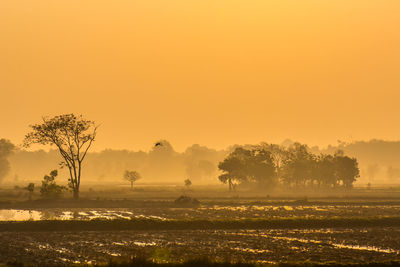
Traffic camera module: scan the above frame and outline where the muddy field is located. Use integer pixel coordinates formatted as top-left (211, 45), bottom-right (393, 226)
top-left (1, 202), bottom-right (400, 265)
top-left (2, 203), bottom-right (400, 221)
top-left (1, 228), bottom-right (400, 265)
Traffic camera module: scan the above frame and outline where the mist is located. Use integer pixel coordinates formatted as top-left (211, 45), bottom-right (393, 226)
top-left (3, 139), bottom-right (400, 189)
top-left (1, 0), bottom-right (400, 265)
top-left (3, 140), bottom-right (227, 188)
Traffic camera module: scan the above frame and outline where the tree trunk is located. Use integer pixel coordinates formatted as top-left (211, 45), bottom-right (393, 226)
top-left (131, 181), bottom-right (133, 190)
top-left (73, 189), bottom-right (79, 199)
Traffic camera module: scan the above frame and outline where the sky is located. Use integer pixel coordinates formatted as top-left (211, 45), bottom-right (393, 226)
top-left (1, 1), bottom-right (400, 152)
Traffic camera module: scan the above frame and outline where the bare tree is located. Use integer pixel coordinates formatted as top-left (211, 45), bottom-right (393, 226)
top-left (24, 114), bottom-right (98, 199)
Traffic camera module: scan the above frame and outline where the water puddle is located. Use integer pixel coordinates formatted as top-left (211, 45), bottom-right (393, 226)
top-left (229, 230), bottom-right (400, 255)
top-left (0, 209), bottom-right (168, 221)
top-left (232, 247), bottom-right (272, 254)
top-left (332, 243), bottom-right (400, 254)
top-left (0, 209), bottom-right (42, 221)
top-left (133, 241), bottom-right (157, 247)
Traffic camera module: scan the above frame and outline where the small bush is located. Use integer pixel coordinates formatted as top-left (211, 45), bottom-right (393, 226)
top-left (40, 170), bottom-right (67, 199)
top-left (174, 195), bottom-right (200, 206)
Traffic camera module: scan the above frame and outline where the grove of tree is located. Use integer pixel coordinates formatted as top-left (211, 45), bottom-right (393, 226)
top-left (219, 143), bottom-right (360, 191)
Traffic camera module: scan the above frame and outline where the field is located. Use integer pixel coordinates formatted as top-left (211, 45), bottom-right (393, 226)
top-left (1, 187), bottom-right (400, 266)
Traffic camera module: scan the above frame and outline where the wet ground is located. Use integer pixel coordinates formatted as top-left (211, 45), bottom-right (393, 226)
top-left (2, 204), bottom-right (400, 221)
top-left (1, 228), bottom-right (400, 265)
top-left (2, 203), bottom-right (400, 265)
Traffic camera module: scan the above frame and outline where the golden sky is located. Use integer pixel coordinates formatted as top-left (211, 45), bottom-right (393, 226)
top-left (1, 1), bottom-right (400, 151)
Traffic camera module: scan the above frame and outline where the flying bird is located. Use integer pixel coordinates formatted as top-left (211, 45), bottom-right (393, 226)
top-left (155, 142), bottom-right (162, 147)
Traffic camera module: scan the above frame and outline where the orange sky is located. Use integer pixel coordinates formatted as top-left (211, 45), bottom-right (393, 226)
top-left (1, 1), bottom-right (399, 152)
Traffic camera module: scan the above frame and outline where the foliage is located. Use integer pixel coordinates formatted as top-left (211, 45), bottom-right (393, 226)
top-left (174, 195), bottom-right (200, 206)
top-left (25, 183), bottom-right (35, 193)
top-left (0, 139), bottom-right (14, 158)
top-left (123, 170), bottom-right (141, 190)
top-left (334, 151), bottom-right (360, 189)
top-left (184, 179), bottom-right (192, 187)
top-left (281, 143), bottom-right (315, 188)
top-left (218, 147), bottom-right (277, 191)
top-left (218, 142), bottom-right (360, 191)
top-left (218, 155), bottom-right (244, 191)
top-left (25, 183), bottom-right (35, 200)
top-left (23, 114), bottom-right (98, 199)
top-left (40, 170), bottom-right (67, 199)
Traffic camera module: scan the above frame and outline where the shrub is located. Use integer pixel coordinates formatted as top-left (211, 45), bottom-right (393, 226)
top-left (174, 195), bottom-right (200, 206)
top-left (40, 170), bottom-right (67, 199)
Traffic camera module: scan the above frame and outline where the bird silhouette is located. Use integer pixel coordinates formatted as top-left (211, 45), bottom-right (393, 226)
top-left (155, 142), bottom-right (162, 147)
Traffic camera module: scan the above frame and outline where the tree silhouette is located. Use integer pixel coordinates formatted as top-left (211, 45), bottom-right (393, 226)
top-left (40, 170), bottom-right (67, 199)
top-left (218, 149), bottom-right (246, 191)
top-left (218, 147), bottom-right (276, 191)
top-left (313, 154), bottom-right (337, 188)
top-left (281, 143), bottom-right (314, 188)
top-left (218, 142), bottom-right (360, 191)
top-left (246, 147), bottom-right (276, 188)
top-left (124, 170), bottom-right (141, 190)
top-left (25, 183), bottom-right (35, 200)
top-left (0, 139), bottom-right (14, 181)
top-left (184, 178), bottom-right (192, 188)
top-left (24, 114), bottom-right (98, 199)
top-left (334, 152), bottom-right (360, 189)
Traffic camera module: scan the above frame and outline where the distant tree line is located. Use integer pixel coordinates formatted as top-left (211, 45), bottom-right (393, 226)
top-left (3, 113), bottom-right (399, 199)
top-left (7, 141), bottom-right (223, 185)
top-left (218, 143), bottom-right (360, 191)
top-left (0, 139), bottom-right (14, 181)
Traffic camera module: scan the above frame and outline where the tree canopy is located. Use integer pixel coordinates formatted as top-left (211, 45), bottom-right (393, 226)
top-left (219, 142), bottom-right (360, 191)
top-left (218, 146), bottom-right (276, 191)
top-left (23, 114), bottom-right (98, 199)
top-left (123, 170), bottom-right (141, 190)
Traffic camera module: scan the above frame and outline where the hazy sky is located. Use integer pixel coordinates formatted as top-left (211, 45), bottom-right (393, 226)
top-left (1, 1), bottom-right (399, 152)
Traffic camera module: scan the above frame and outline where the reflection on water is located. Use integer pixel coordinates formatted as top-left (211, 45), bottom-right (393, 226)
top-left (60, 211), bottom-right (73, 220)
top-left (0, 209), bottom-right (41, 221)
top-left (332, 243), bottom-right (399, 254)
top-left (232, 247), bottom-right (272, 254)
top-left (230, 230), bottom-right (400, 255)
top-left (2, 228), bottom-right (400, 265)
top-left (2, 204), bottom-right (400, 221)
top-left (133, 241), bottom-right (157, 247)
top-left (0, 209), bottom-right (168, 221)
